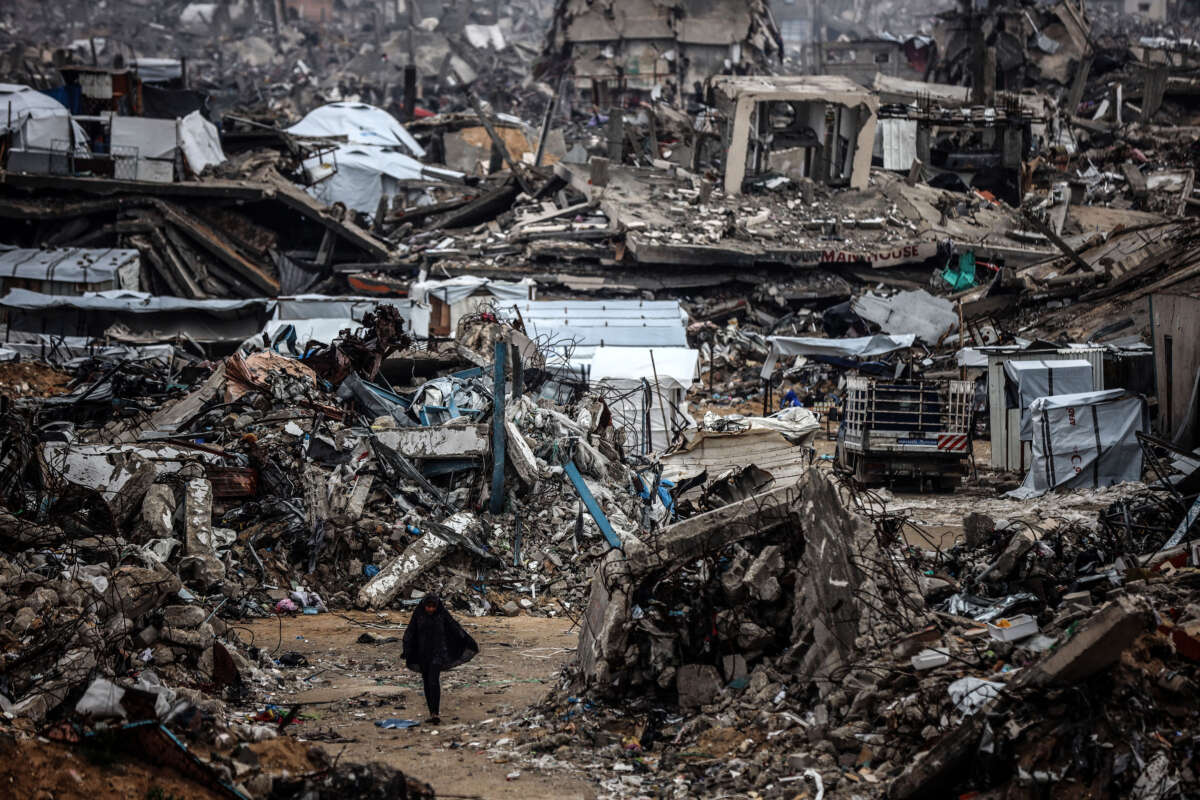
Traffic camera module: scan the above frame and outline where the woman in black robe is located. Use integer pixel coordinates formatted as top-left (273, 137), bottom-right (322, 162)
top-left (401, 594), bottom-right (478, 723)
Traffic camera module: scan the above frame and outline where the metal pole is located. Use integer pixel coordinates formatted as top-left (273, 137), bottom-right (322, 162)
top-left (649, 350), bottom-right (671, 452)
top-left (489, 340), bottom-right (507, 514)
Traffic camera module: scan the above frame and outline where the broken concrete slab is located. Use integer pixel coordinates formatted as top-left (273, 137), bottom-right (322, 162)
top-left (1015, 595), bottom-right (1155, 688)
top-left (184, 478), bottom-right (215, 555)
top-left (109, 454), bottom-right (159, 529)
top-left (374, 425), bottom-right (490, 459)
top-left (504, 418), bottom-right (538, 486)
top-left (676, 664), bottom-right (723, 709)
top-left (356, 512), bottom-right (475, 609)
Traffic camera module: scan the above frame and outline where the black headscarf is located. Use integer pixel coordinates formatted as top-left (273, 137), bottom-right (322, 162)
top-left (401, 595), bottom-right (479, 672)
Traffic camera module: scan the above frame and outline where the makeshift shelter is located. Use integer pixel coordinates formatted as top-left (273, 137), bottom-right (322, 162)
top-left (108, 110), bottom-right (225, 181)
top-left (302, 145), bottom-right (462, 216)
top-left (1003, 359), bottom-right (1095, 440)
top-left (516, 299), bottom-right (690, 353)
top-left (1009, 390), bottom-right (1148, 498)
top-left (409, 277), bottom-right (536, 338)
top-left (0, 83), bottom-right (90, 164)
top-left (0, 247), bottom-right (140, 295)
top-left (587, 345), bottom-right (700, 454)
top-left (286, 102), bottom-right (425, 157)
top-left (982, 345), bottom-right (1107, 472)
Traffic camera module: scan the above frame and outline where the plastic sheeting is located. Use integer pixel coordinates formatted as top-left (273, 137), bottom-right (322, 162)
top-left (517, 299), bottom-right (689, 349)
top-left (132, 58), bottom-right (183, 83)
top-left (586, 346), bottom-right (699, 388)
top-left (1003, 359), bottom-right (1094, 440)
top-left (1009, 390), bottom-right (1148, 499)
top-left (0, 83), bottom-right (72, 126)
top-left (303, 144), bottom-right (460, 215)
top-left (287, 102), bottom-right (425, 158)
top-left (111, 115), bottom-right (177, 158)
top-left (0, 247), bottom-right (138, 287)
top-left (851, 289), bottom-right (958, 345)
top-left (0, 289), bottom-right (271, 315)
top-left (761, 333), bottom-right (916, 377)
top-left (178, 110), bottom-right (225, 173)
top-left (410, 276), bottom-right (534, 306)
top-left (1, 83), bottom-right (89, 152)
top-left (276, 295), bottom-right (403, 322)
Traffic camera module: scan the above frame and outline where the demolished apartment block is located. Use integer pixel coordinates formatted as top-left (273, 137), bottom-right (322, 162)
top-left (543, 0), bottom-right (782, 105)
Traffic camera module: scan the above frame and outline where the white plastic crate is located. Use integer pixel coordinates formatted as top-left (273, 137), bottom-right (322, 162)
top-left (988, 614), bottom-right (1038, 642)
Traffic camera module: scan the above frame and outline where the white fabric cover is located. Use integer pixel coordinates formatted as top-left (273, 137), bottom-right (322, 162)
top-left (587, 346), bottom-right (699, 387)
top-left (178, 110), bottom-right (225, 173)
top-left (287, 102), bottom-right (425, 158)
top-left (0, 247), bottom-right (138, 286)
top-left (1003, 359), bottom-right (1094, 440)
top-left (1, 83), bottom-right (89, 153)
top-left (762, 333), bottom-right (916, 378)
top-left (304, 145), bottom-right (460, 215)
top-left (410, 276), bottom-right (535, 306)
top-left (1009, 390), bottom-right (1147, 498)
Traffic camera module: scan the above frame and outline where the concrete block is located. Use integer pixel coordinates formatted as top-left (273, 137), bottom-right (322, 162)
top-left (962, 512), bottom-right (993, 548)
top-left (1017, 595), bottom-right (1154, 688)
top-left (676, 664), bottom-right (723, 709)
top-left (356, 512), bottom-right (474, 609)
top-left (163, 605), bottom-right (206, 628)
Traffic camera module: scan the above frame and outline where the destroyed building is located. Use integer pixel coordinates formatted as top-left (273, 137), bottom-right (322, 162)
top-left (543, 0), bottom-right (783, 104)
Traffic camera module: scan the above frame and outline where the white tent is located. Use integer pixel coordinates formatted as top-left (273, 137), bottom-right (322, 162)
top-left (303, 145), bottom-right (461, 215)
top-left (1009, 390), bottom-right (1148, 498)
top-left (409, 276), bottom-right (536, 338)
top-left (581, 345), bottom-right (699, 455)
top-left (1003, 359), bottom-right (1094, 440)
top-left (0, 83), bottom-right (88, 153)
top-left (287, 102), bottom-right (425, 158)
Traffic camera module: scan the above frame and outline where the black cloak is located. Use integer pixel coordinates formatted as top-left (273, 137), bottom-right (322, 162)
top-left (401, 595), bottom-right (479, 672)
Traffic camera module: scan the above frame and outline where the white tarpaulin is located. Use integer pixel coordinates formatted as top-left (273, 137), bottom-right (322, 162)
top-left (410, 276), bottom-right (534, 306)
top-left (303, 145), bottom-right (461, 215)
top-left (1003, 359), bottom-right (1094, 440)
top-left (178, 110), bottom-right (225, 174)
top-left (587, 346), bottom-right (699, 387)
top-left (276, 295), bottom-right (393, 321)
top-left (0, 247), bottom-right (139, 288)
top-left (517, 299), bottom-right (689, 349)
top-left (1, 83), bottom-right (89, 153)
top-left (762, 333), bottom-right (916, 378)
top-left (110, 115), bottom-right (177, 158)
top-left (1008, 390), bottom-right (1148, 499)
top-left (287, 102), bottom-right (425, 158)
top-left (852, 289), bottom-right (958, 345)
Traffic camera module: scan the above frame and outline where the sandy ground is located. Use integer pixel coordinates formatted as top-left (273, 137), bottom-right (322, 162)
top-left (239, 611), bottom-right (592, 800)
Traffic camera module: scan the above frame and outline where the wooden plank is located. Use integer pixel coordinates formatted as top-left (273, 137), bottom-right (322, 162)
top-left (152, 200), bottom-right (279, 294)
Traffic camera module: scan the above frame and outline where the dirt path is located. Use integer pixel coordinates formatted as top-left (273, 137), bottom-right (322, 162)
top-left (240, 611), bottom-right (592, 800)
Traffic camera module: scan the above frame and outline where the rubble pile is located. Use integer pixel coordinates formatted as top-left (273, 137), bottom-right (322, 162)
top-left (481, 472), bottom-right (1200, 799)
